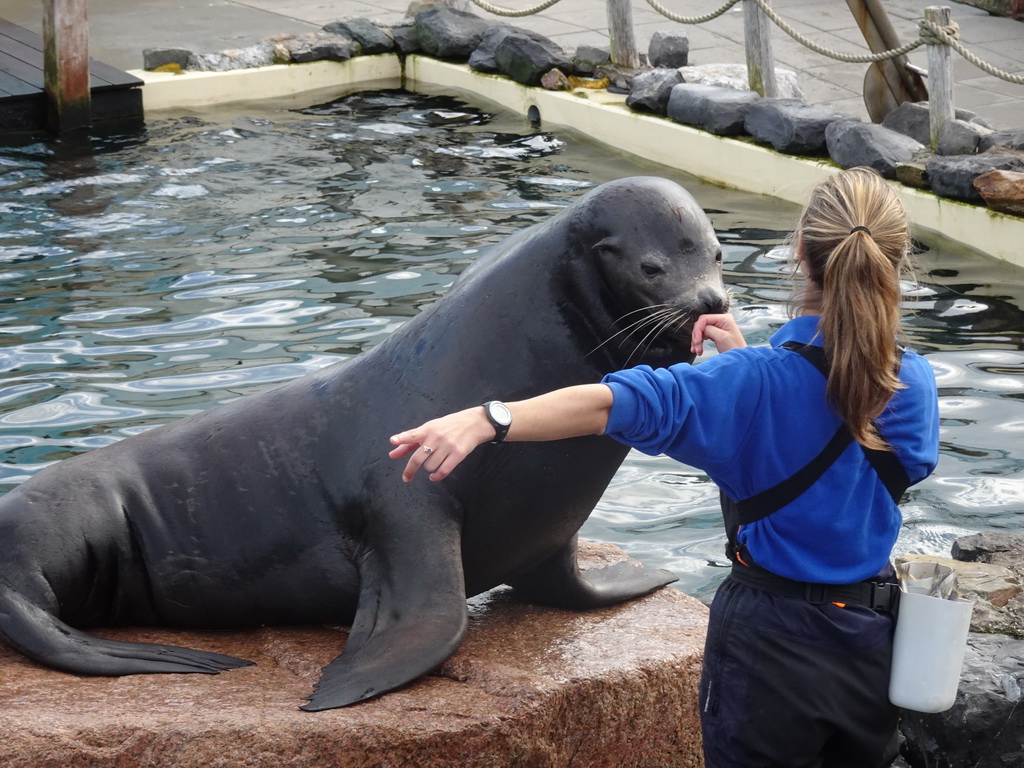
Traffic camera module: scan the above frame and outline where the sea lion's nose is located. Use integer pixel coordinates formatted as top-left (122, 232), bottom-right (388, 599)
top-left (696, 287), bottom-right (729, 316)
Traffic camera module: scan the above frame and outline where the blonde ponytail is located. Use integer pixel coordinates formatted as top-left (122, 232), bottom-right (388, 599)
top-left (796, 168), bottom-right (910, 450)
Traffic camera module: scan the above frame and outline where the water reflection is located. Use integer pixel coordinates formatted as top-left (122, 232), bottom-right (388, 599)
top-left (0, 90), bottom-right (1022, 600)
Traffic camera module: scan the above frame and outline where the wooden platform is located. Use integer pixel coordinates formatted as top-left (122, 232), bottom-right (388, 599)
top-left (0, 18), bottom-right (143, 134)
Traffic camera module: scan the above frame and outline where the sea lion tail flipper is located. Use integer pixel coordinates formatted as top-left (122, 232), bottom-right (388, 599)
top-left (0, 581), bottom-right (253, 675)
top-left (508, 535), bottom-right (678, 610)
top-left (301, 526), bottom-right (468, 711)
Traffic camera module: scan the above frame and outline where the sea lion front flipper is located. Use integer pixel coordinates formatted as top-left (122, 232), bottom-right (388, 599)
top-left (301, 516), bottom-right (469, 711)
top-left (508, 534), bottom-right (678, 610)
top-left (0, 581), bottom-right (252, 675)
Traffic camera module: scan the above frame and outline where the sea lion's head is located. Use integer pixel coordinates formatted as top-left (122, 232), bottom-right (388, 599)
top-left (566, 176), bottom-right (728, 368)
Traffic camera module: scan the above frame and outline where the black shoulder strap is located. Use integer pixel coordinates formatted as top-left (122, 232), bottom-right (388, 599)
top-left (731, 341), bottom-right (910, 529)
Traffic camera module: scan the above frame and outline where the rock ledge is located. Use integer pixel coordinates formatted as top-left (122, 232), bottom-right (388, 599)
top-left (0, 542), bottom-right (708, 768)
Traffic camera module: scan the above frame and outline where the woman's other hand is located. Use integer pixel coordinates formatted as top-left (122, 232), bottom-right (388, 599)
top-left (691, 313), bottom-right (747, 357)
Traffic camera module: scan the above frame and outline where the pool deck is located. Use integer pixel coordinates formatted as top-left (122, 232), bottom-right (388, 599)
top-left (4, 0), bottom-right (1024, 128)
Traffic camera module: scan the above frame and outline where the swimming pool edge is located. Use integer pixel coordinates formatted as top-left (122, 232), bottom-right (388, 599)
top-left (130, 56), bottom-right (1024, 270)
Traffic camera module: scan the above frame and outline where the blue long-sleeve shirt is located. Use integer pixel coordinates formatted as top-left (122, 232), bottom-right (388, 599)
top-left (602, 315), bottom-right (939, 584)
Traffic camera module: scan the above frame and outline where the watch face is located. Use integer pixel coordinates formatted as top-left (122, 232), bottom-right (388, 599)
top-left (489, 401), bottom-right (512, 426)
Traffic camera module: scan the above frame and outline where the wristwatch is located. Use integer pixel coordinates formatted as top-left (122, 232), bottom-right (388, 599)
top-left (482, 401), bottom-right (512, 443)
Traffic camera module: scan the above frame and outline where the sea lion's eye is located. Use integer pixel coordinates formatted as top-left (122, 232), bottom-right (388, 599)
top-left (641, 264), bottom-right (663, 277)
top-left (715, 249), bottom-right (723, 264)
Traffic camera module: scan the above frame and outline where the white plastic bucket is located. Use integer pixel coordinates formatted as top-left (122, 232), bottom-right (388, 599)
top-left (888, 590), bottom-right (973, 713)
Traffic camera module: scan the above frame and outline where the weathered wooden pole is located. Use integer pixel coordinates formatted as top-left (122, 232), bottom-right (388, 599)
top-left (925, 5), bottom-right (955, 147)
top-left (607, 0), bottom-right (640, 69)
top-left (744, 0), bottom-right (778, 97)
top-left (43, 0), bottom-right (92, 133)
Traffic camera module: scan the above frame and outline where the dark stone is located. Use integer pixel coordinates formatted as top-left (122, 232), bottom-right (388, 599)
top-left (979, 129), bottom-right (1024, 153)
top-left (825, 121), bottom-right (923, 179)
top-left (881, 101), bottom-right (933, 145)
top-left (926, 153), bottom-right (1024, 203)
top-left (882, 101), bottom-right (996, 146)
top-left (744, 99), bottom-right (858, 155)
top-left (953, 532), bottom-right (1024, 566)
top-left (666, 83), bottom-right (760, 136)
top-left (648, 29), bottom-right (689, 69)
top-left (415, 6), bottom-right (494, 59)
top-left (322, 18), bottom-right (395, 54)
top-left (143, 48), bottom-right (193, 71)
top-left (900, 633), bottom-right (1024, 768)
top-left (574, 44), bottom-right (610, 76)
top-left (392, 22), bottom-right (422, 54)
top-left (936, 118), bottom-right (994, 156)
top-left (493, 31), bottom-right (572, 87)
top-left (284, 34), bottom-right (358, 63)
top-left (626, 68), bottom-right (684, 115)
top-left (469, 26), bottom-right (555, 74)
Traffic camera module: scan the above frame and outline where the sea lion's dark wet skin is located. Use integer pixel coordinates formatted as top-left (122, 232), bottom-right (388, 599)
top-left (0, 176), bottom-right (727, 710)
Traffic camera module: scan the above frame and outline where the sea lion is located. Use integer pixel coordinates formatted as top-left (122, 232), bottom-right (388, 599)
top-left (0, 176), bottom-right (727, 710)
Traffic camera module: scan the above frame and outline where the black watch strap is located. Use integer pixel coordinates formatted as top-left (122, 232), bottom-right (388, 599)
top-left (483, 401), bottom-right (512, 443)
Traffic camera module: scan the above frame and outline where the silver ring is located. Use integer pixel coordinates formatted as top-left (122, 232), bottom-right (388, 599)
top-left (422, 446), bottom-right (434, 455)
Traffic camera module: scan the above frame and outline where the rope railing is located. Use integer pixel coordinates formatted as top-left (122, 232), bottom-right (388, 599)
top-left (637, 0), bottom-right (741, 25)
top-left (465, 0), bottom-right (1024, 87)
top-left (466, 0), bottom-right (566, 17)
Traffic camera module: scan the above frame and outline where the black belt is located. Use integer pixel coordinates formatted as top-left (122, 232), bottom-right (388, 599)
top-left (729, 562), bottom-right (900, 613)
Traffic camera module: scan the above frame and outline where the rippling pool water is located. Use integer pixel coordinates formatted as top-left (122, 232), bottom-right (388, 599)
top-left (1, 90), bottom-right (1022, 601)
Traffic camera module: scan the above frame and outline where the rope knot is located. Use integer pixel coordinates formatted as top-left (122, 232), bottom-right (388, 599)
top-left (919, 18), bottom-right (960, 45)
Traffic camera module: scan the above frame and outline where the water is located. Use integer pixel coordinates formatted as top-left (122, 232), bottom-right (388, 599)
top-left (1, 89), bottom-right (1022, 602)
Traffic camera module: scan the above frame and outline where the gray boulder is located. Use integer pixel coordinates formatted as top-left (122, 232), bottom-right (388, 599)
top-left (626, 68), bottom-right (685, 115)
top-left (188, 41), bottom-right (278, 72)
top-left (979, 129), bottom-right (1024, 153)
top-left (926, 153), bottom-right (1024, 203)
top-left (493, 31), bottom-right (572, 87)
top-left (825, 121), bottom-right (923, 178)
top-left (648, 29), bottom-right (689, 69)
top-left (936, 119), bottom-right (995, 156)
top-left (469, 26), bottom-right (555, 74)
top-left (882, 102), bottom-right (934, 145)
top-left (322, 18), bottom-right (394, 54)
top-left (744, 99), bottom-right (859, 155)
top-left (680, 63), bottom-right (804, 100)
top-left (666, 83), bottom-right (760, 136)
top-left (882, 101), bottom-right (995, 146)
top-left (573, 45), bottom-right (610, 76)
top-left (900, 634), bottom-right (1024, 768)
top-left (143, 47), bottom-right (193, 71)
top-left (280, 33), bottom-right (358, 63)
top-left (415, 6), bottom-right (494, 59)
top-left (391, 20), bottom-right (422, 54)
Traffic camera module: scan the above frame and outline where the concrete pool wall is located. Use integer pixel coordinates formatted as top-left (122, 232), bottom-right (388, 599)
top-left (136, 54), bottom-right (1024, 269)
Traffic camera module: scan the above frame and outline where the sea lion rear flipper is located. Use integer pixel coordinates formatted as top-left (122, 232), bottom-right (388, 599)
top-left (0, 581), bottom-right (252, 675)
top-left (301, 518), bottom-right (469, 711)
top-left (508, 534), bottom-right (678, 610)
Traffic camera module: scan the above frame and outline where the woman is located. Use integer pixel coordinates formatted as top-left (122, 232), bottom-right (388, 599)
top-left (389, 167), bottom-right (939, 768)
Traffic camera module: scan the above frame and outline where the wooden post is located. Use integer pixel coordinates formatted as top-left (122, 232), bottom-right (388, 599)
top-left (43, 0), bottom-right (92, 133)
top-left (607, 0), bottom-right (640, 69)
top-left (925, 6), bottom-right (955, 147)
top-left (744, 0), bottom-right (778, 97)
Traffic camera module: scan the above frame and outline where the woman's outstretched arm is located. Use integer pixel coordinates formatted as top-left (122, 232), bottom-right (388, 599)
top-left (388, 383), bottom-right (614, 482)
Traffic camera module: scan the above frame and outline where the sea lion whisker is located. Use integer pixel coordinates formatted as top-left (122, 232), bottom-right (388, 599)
top-left (627, 308), bottom-right (695, 367)
top-left (615, 304), bottom-right (671, 323)
top-left (586, 307), bottom-right (675, 357)
top-left (624, 312), bottom-right (678, 367)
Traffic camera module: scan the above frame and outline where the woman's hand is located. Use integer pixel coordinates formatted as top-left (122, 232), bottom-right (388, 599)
top-left (691, 313), bottom-right (747, 356)
top-left (389, 407), bottom-right (495, 483)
